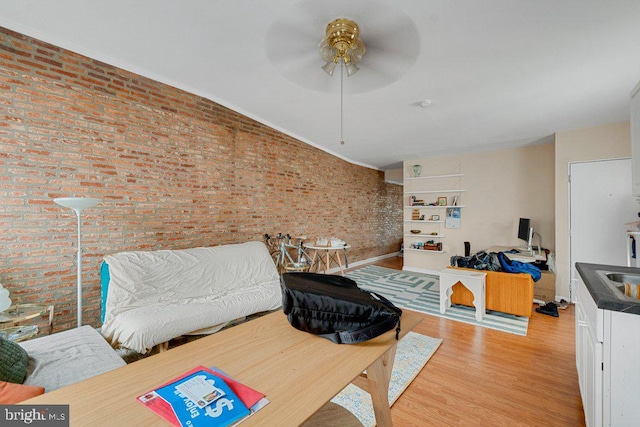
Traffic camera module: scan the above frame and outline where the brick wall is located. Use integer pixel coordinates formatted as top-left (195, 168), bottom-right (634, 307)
top-left (0, 27), bottom-right (403, 332)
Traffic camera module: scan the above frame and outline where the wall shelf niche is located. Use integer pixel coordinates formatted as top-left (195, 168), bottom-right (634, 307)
top-left (405, 205), bottom-right (465, 209)
top-left (406, 189), bottom-right (467, 194)
top-left (405, 248), bottom-right (445, 254)
top-left (403, 166), bottom-right (465, 257)
top-left (404, 173), bottom-right (463, 181)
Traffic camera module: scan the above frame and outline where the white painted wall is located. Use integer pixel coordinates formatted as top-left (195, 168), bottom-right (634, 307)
top-left (384, 168), bottom-right (404, 184)
top-left (570, 159), bottom-right (635, 290)
top-left (555, 121), bottom-right (631, 299)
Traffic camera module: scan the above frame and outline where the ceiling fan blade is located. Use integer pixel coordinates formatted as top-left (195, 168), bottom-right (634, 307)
top-left (265, 0), bottom-right (422, 94)
top-left (265, 21), bottom-right (318, 61)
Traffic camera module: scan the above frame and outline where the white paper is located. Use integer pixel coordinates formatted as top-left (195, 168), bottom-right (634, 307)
top-left (445, 207), bottom-right (461, 229)
top-left (175, 375), bottom-right (226, 409)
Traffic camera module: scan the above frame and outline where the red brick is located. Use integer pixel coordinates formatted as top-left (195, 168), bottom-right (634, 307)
top-left (0, 28), bottom-right (403, 329)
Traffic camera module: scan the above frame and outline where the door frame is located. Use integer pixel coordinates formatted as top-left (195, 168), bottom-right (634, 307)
top-left (568, 157), bottom-right (632, 302)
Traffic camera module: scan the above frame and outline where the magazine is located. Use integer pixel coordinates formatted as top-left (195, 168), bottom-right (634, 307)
top-left (207, 366), bottom-right (270, 414)
top-left (137, 366), bottom-right (268, 426)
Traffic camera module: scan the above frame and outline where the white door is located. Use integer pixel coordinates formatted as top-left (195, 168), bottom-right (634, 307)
top-left (569, 159), bottom-right (637, 299)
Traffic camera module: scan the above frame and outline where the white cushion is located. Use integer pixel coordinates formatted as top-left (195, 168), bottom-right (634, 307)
top-left (20, 326), bottom-right (125, 392)
top-left (101, 241), bottom-right (282, 353)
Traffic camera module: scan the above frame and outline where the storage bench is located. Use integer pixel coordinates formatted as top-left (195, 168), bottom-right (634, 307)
top-left (448, 267), bottom-right (534, 317)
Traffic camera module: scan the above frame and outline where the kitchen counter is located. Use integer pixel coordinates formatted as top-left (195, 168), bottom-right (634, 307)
top-left (575, 262), bottom-right (640, 315)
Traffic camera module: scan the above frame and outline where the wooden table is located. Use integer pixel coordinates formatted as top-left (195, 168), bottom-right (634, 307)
top-left (304, 243), bottom-right (351, 275)
top-left (0, 303), bottom-right (54, 336)
top-left (24, 310), bottom-right (422, 426)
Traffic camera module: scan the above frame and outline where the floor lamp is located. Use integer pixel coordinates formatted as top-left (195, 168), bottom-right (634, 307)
top-left (54, 197), bottom-right (102, 327)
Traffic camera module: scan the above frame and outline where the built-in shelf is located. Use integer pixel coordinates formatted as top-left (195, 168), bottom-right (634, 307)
top-left (404, 173), bottom-right (463, 180)
top-left (405, 205), bottom-right (465, 209)
top-left (404, 189), bottom-right (466, 194)
top-left (405, 248), bottom-right (446, 254)
top-left (403, 168), bottom-right (462, 266)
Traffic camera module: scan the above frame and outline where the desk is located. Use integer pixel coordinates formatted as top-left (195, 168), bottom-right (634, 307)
top-left (24, 310), bottom-right (422, 426)
top-left (304, 243), bottom-right (351, 275)
top-left (485, 246), bottom-right (546, 263)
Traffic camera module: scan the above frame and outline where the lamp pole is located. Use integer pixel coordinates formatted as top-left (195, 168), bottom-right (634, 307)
top-left (54, 197), bottom-right (102, 327)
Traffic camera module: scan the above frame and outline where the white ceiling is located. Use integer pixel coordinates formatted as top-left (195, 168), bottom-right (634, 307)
top-left (1, 0), bottom-right (639, 170)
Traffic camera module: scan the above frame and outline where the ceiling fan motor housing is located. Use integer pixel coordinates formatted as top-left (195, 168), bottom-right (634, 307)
top-left (325, 18), bottom-right (361, 63)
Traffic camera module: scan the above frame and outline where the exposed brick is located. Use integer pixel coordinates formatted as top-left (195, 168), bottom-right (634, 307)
top-left (0, 26), bottom-right (403, 333)
top-left (34, 55), bottom-right (62, 68)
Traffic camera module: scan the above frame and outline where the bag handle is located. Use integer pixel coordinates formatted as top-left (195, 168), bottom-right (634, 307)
top-left (319, 291), bottom-right (402, 344)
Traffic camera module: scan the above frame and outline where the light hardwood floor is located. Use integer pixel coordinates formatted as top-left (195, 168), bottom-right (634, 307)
top-left (358, 257), bottom-right (585, 427)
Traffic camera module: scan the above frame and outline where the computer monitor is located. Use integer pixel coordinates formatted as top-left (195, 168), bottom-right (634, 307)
top-left (517, 218), bottom-right (533, 252)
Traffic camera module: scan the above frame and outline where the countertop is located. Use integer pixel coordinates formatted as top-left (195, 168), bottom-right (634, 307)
top-left (576, 262), bottom-right (640, 315)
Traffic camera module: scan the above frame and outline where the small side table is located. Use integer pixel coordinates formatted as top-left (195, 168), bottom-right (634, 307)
top-left (303, 244), bottom-right (351, 276)
top-left (0, 325), bottom-right (39, 342)
top-left (439, 269), bottom-right (486, 322)
top-left (0, 304), bottom-right (54, 339)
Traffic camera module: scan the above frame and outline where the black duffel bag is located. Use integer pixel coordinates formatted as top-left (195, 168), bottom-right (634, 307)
top-left (280, 272), bottom-right (402, 344)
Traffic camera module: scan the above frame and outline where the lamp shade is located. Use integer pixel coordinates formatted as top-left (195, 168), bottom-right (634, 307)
top-left (53, 197), bottom-right (102, 212)
top-left (344, 61), bottom-right (360, 77)
top-left (322, 61), bottom-right (337, 76)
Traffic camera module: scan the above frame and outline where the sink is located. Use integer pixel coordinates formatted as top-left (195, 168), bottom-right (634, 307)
top-left (604, 272), bottom-right (640, 285)
top-left (596, 270), bottom-right (640, 301)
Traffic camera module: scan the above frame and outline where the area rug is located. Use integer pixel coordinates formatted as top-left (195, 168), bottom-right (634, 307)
top-left (346, 265), bottom-right (529, 336)
top-left (331, 331), bottom-right (442, 426)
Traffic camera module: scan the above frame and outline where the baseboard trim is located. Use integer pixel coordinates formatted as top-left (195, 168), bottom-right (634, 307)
top-left (327, 252), bottom-right (401, 274)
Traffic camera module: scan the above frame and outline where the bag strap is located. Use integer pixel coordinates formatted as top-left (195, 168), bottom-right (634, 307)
top-left (319, 313), bottom-right (401, 344)
top-left (320, 291), bottom-right (402, 344)
top-left (318, 291), bottom-right (402, 345)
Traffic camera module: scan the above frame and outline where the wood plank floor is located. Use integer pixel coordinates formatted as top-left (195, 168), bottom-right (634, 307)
top-left (356, 257), bottom-right (585, 427)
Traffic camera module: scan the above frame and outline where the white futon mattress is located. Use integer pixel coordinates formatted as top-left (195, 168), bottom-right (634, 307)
top-left (101, 241), bottom-right (282, 353)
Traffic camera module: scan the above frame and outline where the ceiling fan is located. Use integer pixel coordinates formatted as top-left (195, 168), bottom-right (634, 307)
top-left (264, 0), bottom-right (421, 95)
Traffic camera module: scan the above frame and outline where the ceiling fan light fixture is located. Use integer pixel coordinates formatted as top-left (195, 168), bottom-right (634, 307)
top-left (322, 61), bottom-right (337, 76)
top-left (319, 18), bottom-right (365, 77)
top-left (318, 18), bottom-right (367, 147)
top-left (319, 39), bottom-right (334, 63)
top-left (346, 38), bottom-right (366, 64)
top-left (344, 61), bottom-right (359, 77)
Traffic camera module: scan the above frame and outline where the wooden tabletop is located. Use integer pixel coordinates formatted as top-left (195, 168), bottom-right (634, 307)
top-left (24, 309), bottom-right (422, 426)
top-left (0, 304), bottom-right (48, 323)
top-left (302, 244), bottom-right (352, 250)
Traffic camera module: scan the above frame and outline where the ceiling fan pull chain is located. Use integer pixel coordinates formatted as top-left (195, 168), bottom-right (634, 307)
top-left (340, 60), bottom-right (345, 145)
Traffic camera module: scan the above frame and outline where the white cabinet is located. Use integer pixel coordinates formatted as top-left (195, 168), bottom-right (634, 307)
top-left (575, 276), bottom-right (603, 427)
top-left (630, 80), bottom-right (640, 196)
top-left (575, 274), bottom-right (640, 427)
